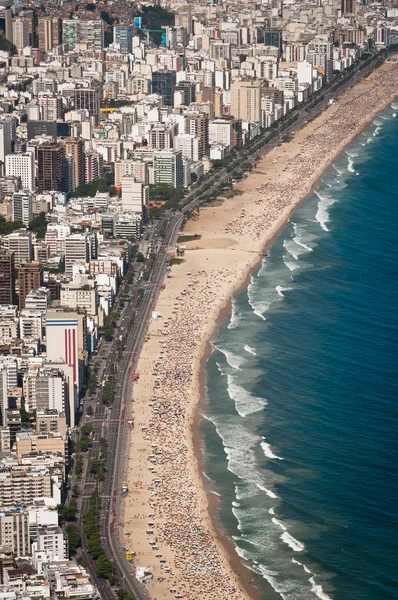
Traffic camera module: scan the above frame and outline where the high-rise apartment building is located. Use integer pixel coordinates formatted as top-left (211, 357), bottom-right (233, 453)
top-left (38, 17), bottom-right (62, 52)
top-left (84, 151), bottom-right (103, 183)
top-left (153, 150), bottom-right (184, 188)
top-left (341, 0), bottom-right (356, 14)
top-left (5, 151), bottom-right (35, 191)
top-left (0, 250), bottom-right (16, 306)
top-left (6, 229), bottom-right (33, 267)
top-left (113, 24), bottom-right (133, 54)
top-left (37, 142), bottom-right (65, 192)
top-left (230, 80), bottom-right (262, 123)
top-left (64, 233), bottom-right (90, 276)
top-left (38, 96), bottom-right (63, 121)
top-left (18, 262), bottom-right (41, 310)
top-left (185, 113), bottom-right (210, 159)
top-left (62, 19), bottom-right (78, 52)
top-left (0, 116), bottom-right (16, 168)
top-left (73, 85), bottom-right (102, 124)
top-left (151, 71), bottom-right (177, 106)
top-left (12, 192), bottom-right (33, 226)
top-left (13, 15), bottom-right (32, 50)
top-left (121, 178), bottom-right (149, 215)
top-left (0, 509), bottom-right (30, 555)
top-left (45, 309), bottom-right (81, 423)
top-left (62, 19), bottom-right (104, 52)
top-left (61, 138), bottom-right (84, 190)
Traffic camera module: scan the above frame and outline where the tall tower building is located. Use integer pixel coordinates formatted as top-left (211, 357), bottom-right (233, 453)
top-left (38, 17), bottom-right (61, 53)
top-left (61, 138), bottom-right (84, 190)
top-left (6, 229), bottom-right (33, 267)
top-left (0, 250), bottom-right (16, 306)
top-left (45, 309), bottom-right (80, 425)
top-left (18, 262), bottom-right (41, 310)
top-left (62, 19), bottom-right (78, 52)
top-left (341, 0), bottom-right (356, 14)
top-left (153, 151), bottom-right (184, 188)
top-left (64, 233), bottom-right (90, 276)
top-left (37, 142), bottom-right (65, 192)
top-left (12, 15), bottom-right (32, 50)
top-left (38, 95), bottom-right (63, 121)
top-left (230, 80), bottom-right (262, 123)
top-left (113, 24), bottom-right (133, 54)
top-left (185, 113), bottom-right (209, 159)
top-left (151, 71), bottom-right (177, 106)
top-left (12, 192), bottom-right (33, 226)
top-left (73, 85), bottom-right (102, 124)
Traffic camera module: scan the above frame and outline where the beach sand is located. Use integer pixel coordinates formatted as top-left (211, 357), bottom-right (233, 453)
top-left (119, 61), bottom-right (398, 600)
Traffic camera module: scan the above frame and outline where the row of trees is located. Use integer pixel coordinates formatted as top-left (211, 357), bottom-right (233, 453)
top-left (83, 493), bottom-right (114, 580)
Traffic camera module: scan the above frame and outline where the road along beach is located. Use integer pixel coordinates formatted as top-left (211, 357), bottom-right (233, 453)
top-left (120, 61), bottom-right (398, 600)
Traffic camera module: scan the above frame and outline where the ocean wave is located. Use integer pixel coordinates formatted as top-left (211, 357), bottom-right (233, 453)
top-left (261, 439), bottom-right (284, 460)
top-left (232, 500), bottom-right (240, 507)
top-left (283, 239), bottom-right (301, 260)
top-left (347, 157), bottom-right (355, 173)
top-left (292, 221), bottom-right (314, 253)
top-left (281, 531), bottom-right (305, 552)
top-left (292, 557), bottom-right (312, 574)
top-left (373, 117), bottom-right (383, 126)
top-left (366, 136), bottom-right (373, 144)
top-left (257, 257), bottom-right (268, 277)
top-left (228, 298), bottom-right (241, 329)
top-left (272, 517), bottom-right (287, 531)
top-left (244, 345), bottom-right (257, 355)
top-left (215, 345), bottom-right (245, 370)
top-left (283, 255), bottom-right (300, 271)
top-left (269, 507), bottom-right (275, 515)
top-left (247, 275), bottom-right (275, 320)
top-left (373, 126), bottom-right (382, 136)
top-left (256, 483), bottom-right (278, 498)
top-left (309, 576), bottom-right (333, 600)
top-left (315, 191), bottom-right (337, 232)
top-left (276, 285), bottom-right (292, 297)
top-left (332, 164), bottom-right (343, 175)
top-left (393, 113), bottom-right (397, 118)
top-left (391, 102), bottom-right (398, 109)
top-left (227, 375), bottom-right (267, 417)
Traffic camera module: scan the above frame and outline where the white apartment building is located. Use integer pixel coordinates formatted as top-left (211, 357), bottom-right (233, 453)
top-left (121, 178), bottom-right (149, 215)
top-left (5, 152), bottom-right (35, 191)
top-left (209, 120), bottom-right (233, 148)
top-left (64, 234), bottom-right (90, 276)
top-left (0, 509), bottom-right (30, 555)
top-left (12, 192), bottom-right (33, 226)
top-left (174, 134), bottom-right (200, 162)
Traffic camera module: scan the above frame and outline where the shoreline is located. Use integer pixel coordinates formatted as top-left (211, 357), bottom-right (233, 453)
top-left (122, 60), bottom-right (398, 600)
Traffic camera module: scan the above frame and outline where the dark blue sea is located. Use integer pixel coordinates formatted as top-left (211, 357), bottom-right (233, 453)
top-left (201, 103), bottom-right (398, 600)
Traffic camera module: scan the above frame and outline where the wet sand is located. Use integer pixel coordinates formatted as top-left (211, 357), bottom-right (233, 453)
top-left (120, 61), bottom-right (398, 600)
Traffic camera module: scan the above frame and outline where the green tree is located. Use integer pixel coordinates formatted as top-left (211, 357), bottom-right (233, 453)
top-left (0, 216), bottom-right (24, 235)
top-left (29, 212), bottom-right (47, 238)
top-left (0, 33), bottom-right (17, 55)
top-left (65, 524), bottom-right (81, 555)
top-left (58, 501), bottom-right (78, 523)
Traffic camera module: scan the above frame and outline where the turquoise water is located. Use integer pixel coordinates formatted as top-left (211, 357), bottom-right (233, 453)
top-left (201, 103), bottom-right (398, 600)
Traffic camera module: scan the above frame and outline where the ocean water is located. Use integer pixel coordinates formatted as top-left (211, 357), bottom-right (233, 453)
top-left (201, 104), bottom-right (398, 600)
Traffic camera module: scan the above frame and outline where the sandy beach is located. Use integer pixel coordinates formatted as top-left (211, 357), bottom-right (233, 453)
top-left (120, 60), bottom-right (398, 600)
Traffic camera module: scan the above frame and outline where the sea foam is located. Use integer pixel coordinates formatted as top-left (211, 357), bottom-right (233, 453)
top-left (261, 439), bottom-right (284, 460)
top-left (215, 345), bottom-right (245, 370)
top-left (281, 531), bottom-right (305, 552)
top-left (227, 375), bottom-right (267, 417)
top-left (244, 345), bottom-right (257, 355)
